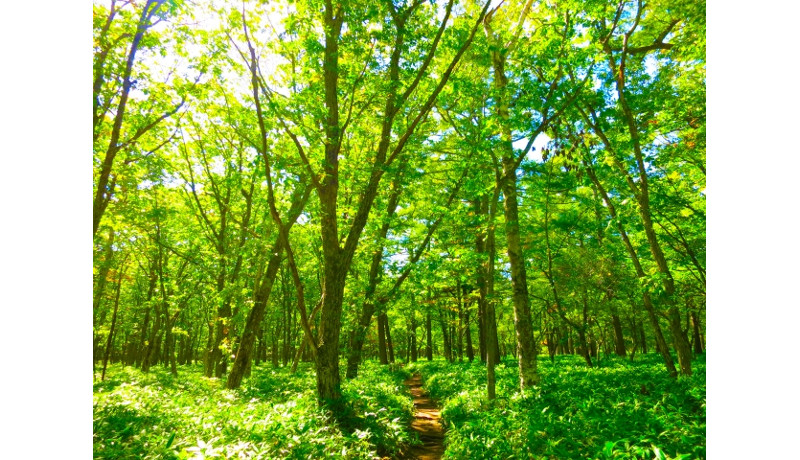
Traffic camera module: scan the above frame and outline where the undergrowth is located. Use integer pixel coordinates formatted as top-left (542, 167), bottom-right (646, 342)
top-left (409, 354), bottom-right (706, 459)
top-left (93, 361), bottom-right (413, 459)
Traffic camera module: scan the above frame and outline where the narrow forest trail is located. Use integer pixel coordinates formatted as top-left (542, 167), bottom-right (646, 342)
top-left (403, 373), bottom-right (445, 460)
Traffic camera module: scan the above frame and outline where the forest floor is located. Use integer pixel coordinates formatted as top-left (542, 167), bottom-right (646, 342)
top-left (94, 355), bottom-right (705, 459)
top-left (403, 373), bottom-right (444, 460)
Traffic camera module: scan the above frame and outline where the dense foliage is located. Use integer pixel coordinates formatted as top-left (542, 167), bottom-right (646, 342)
top-left (411, 355), bottom-right (705, 459)
top-left (94, 362), bottom-right (414, 459)
top-left (93, 0), bottom-right (705, 457)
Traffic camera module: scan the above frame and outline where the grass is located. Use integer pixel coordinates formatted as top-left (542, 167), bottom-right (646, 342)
top-left (408, 354), bottom-right (706, 459)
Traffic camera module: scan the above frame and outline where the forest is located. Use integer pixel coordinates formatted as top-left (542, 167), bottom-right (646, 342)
top-left (92, 0), bottom-right (706, 458)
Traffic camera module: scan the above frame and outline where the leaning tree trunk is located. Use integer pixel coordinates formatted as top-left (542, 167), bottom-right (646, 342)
top-left (583, 165), bottom-right (678, 377)
top-left (226, 239), bottom-right (284, 389)
top-left (345, 178), bottom-right (402, 377)
top-left (600, 36), bottom-right (693, 376)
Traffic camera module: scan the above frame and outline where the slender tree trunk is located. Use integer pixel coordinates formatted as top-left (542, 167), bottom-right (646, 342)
top-left (377, 311), bottom-right (388, 365)
top-left (627, 317), bottom-right (637, 361)
top-left (598, 38), bottom-right (693, 376)
top-left (691, 311), bottom-right (704, 354)
top-left (101, 260), bottom-right (127, 381)
top-left (385, 314), bottom-right (395, 363)
top-left (499, 162), bottom-right (540, 388)
top-left (584, 165), bottom-right (677, 377)
top-left (456, 292), bottom-right (464, 362)
top-left (169, 336), bottom-right (178, 376)
top-left (577, 329), bottom-right (593, 368)
top-left (611, 313), bottom-right (627, 357)
top-left (439, 308), bottom-right (452, 362)
top-left (477, 294), bottom-right (486, 363)
top-left (93, 0), bottom-right (166, 236)
top-left (141, 304), bottom-right (161, 373)
top-left (465, 305), bottom-right (474, 362)
top-left (93, 229), bottom-right (115, 338)
top-left (426, 311), bottom-right (433, 361)
top-left (640, 321), bottom-right (648, 354)
top-left (410, 315), bottom-right (418, 362)
top-left (281, 269), bottom-right (291, 367)
top-left (291, 339), bottom-right (305, 373)
top-left (484, 192), bottom-right (501, 374)
top-left (226, 238), bottom-right (284, 388)
top-left (271, 325), bottom-right (280, 368)
top-left (345, 178), bottom-right (402, 377)
top-left (204, 321), bottom-right (214, 370)
top-left (546, 328), bottom-right (557, 363)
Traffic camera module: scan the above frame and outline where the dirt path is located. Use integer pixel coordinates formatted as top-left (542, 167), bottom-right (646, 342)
top-left (403, 373), bottom-right (445, 460)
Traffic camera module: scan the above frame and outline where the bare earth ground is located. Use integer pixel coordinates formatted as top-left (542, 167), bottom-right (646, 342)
top-left (402, 373), bottom-right (445, 460)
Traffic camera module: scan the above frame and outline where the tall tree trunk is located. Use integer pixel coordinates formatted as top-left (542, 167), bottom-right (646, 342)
top-left (93, 0), bottom-right (169, 236)
top-left (499, 161), bottom-right (540, 388)
top-left (639, 321), bottom-right (648, 354)
top-left (385, 314), bottom-right (395, 363)
top-left (691, 311), bottom-right (704, 354)
top-left (93, 229), bottom-right (116, 341)
top-left (314, 265), bottom-right (348, 408)
top-left (546, 325), bottom-right (557, 363)
top-left (465, 305), bottom-right (474, 362)
top-left (101, 259), bottom-right (127, 381)
top-left (141, 303), bottom-right (161, 373)
top-left (226, 238), bottom-right (284, 388)
top-left (611, 313), bottom-right (627, 357)
top-left (477, 292), bottom-right (486, 363)
top-left (456, 291), bottom-right (464, 362)
top-left (594, 31), bottom-right (693, 376)
top-left (425, 311), bottom-right (433, 361)
top-left (410, 315), bottom-right (418, 362)
top-left (310, 0), bottom-right (490, 408)
top-left (282, 276), bottom-right (291, 366)
top-left (485, 0), bottom-right (541, 391)
top-left (309, 0), bottom-right (490, 409)
top-left (482, 190), bottom-right (501, 399)
top-left (271, 323), bottom-right (280, 368)
top-left (584, 164), bottom-right (677, 376)
top-left (577, 325), bottom-right (593, 368)
top-left (439, 308), bottom-right (452, 362)
top-left (345, 178), bottom-right (402, 377)
top-left (378, 311), bottom-right (388, 365)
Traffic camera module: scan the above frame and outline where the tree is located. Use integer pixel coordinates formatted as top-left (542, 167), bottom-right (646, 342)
top-left (93, 0), bottom-right (193, 236)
